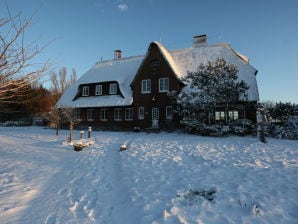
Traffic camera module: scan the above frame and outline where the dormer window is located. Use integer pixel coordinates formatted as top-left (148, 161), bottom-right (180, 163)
top-left (109, 83), bottom-right (117, 95)
top-left (95, 85), bottom-right (103, 95)
top-left (82, 86), bottom-right (89, 96)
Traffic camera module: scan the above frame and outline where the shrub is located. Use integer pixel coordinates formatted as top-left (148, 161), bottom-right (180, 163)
top-left (229, 119), bottom-right (256, 136)
top-left (277, 125), bottom-right (298, 140)
top-left (182, 119), bottom-right (255, 136)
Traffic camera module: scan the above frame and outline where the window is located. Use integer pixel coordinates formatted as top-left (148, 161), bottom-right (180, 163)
top-left (82, 86), bottom-right (89, 96)
top-left (141, 79), bottom-right (151, 93)
top-left (125, 108), bottom-right (133, 121)
top-left (100, 109), bottom-right (108, 121)
top-left (138, 107), bottom-right (144, 120)
top-left (114, 108), bottom-right (122, 121)
top-left (150, 59), bottom-right (160, 68)
top-left (215, 111), bottom-right (225, 121)
top-left (159, 78), bottom-right (169, 92)
top-left (109, 83), bottom-right (117, 94)
top-left (95, 85), bottom-right (102, 95)
top-left (229, 111), bottom-right (239, 121)
top-left (87, 109), bottom-right (94, 121)
top-left (166, 106), bottom-right (173, 119)
top-left (75, 109), bottom-right (81, 120)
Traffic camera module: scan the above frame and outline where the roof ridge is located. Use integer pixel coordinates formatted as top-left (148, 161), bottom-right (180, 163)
top-left (95, 54), bottom-right (144, 66)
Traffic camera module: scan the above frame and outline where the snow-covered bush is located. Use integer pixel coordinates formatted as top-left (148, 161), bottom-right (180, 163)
top-left (0, 120), bottom-right (29, 127)
top-left (181, 119), bottom-right (206, 135)
top-left (182, 118), bottom-right (255, 136)
top-left (274, 125), bottom-right (298, 140)
top-left (266, 123), bottom-right (298, 140)
top-left (229, 119), bottom-right (256, 136)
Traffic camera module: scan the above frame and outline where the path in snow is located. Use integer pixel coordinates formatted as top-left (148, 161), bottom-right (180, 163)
top-left (43, 133), bottom-right (137, 224)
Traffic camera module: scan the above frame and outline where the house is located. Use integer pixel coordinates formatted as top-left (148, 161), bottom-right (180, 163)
top-left (57, 35), bottom-right (259, 130)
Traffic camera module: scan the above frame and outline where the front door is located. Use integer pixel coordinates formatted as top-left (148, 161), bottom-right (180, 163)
top-left (152, 108), bottom-right (159, 128)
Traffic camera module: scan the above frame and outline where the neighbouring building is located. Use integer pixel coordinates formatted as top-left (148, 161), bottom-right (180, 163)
top-left (57, 35), bottom-right (259, 130)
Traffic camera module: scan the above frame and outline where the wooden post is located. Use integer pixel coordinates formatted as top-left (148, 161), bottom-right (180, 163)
top-left (88, 127), bottom-right (92, 138)
top-left (257, 108), bottom-right (267, 143)
top-left (80, 131), bottom-right (84, 140)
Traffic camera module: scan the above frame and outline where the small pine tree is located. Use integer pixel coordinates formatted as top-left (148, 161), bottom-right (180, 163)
top-left (170, 58), bottom-right (249, 133)
top-left (269, 102), bottom-right (297, 124)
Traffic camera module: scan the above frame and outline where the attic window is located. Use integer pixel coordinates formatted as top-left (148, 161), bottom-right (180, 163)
top-left (82, 86), bottom-right (89, 96)
top-left (150, 59), bottom-right (160, 68)
top-left (95, 85), bottom-right (102, 95)
top-left (109, 83), bottom-right (117, 95)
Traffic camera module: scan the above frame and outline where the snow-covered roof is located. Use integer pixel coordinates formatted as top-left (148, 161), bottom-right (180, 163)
top-left (57, 41), bottom-right (258, 108)
top-left (57, 56), bottom-right (143, 108)
top-left (152, 41), bottom-right (182, 77)
top-left (170, 43), bottom-right (259, 101)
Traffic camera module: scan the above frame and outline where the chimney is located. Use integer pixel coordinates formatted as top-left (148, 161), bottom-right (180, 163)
top-left (193, 34), bottom-right (207, 47)
top-left (114, 50), bottom-right (122, 59)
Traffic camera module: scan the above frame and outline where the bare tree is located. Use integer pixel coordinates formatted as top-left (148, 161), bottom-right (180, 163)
top-left (43, 106), bottom-right (64, 135)
top-left (62, 107), bottom-right (81, 143)
top-left (0, 6), bottom-right (51, 104)
top-left (44, 106), bottom-right (81, 142)
top-left (50, 67), bottom-right (77, 102)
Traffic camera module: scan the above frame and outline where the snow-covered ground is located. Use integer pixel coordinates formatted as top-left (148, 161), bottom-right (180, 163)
top-left (0, 127), bottom-right (297, 224)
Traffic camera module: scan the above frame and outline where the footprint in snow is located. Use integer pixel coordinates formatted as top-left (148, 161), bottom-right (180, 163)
top-left (45, 214), bottom-right (56, 224)
top-left (57, 187), bottom-right (67, 196)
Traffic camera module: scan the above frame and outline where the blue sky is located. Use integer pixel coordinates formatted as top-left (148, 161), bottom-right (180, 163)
top-left (1, 0), bottom-right (298, 103)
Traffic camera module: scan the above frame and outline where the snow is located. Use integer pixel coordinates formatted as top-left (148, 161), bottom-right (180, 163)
top-left (170, 43), bottom-right (259, 101)
top-left (57, 56), bottom-right (143, 108)
top-left (0, 127), bottom-right (297, 224)
top-left (57, 41), bottom-right (259, 108)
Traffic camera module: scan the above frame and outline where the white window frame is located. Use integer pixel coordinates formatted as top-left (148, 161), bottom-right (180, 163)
top-left (95, 84), bottom-right (103, 95)
top-left (159, 78), bottom-right (169, 92)
top-left (138, 107), bottom-right (144, 120)
top-left (229, 110), bottom-right (239, 121)
top-left (82, 86), bottom-right (89, 96)
top-left (166, 106), bottom-right (173, 119)
top-left (114, 108), bottom-right (122, 121)
top-left (215, 111), bottom-right (225, 121)
top-left (109, 83), bottom-right (117, 95)
top-left (141, 79), bottom-right (151, 94)
top-left (125, 108), bottom-right (133, 121)
top-left (87, 109), bottom-right (94, 121)
top-left (100, 109), bottom-right (108, 121)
